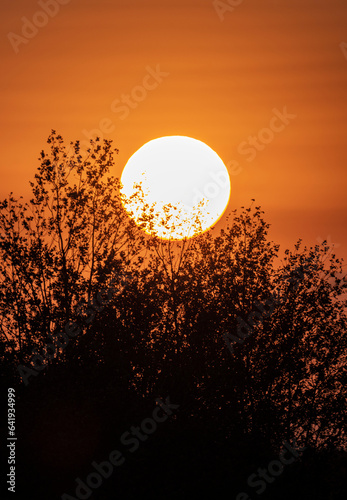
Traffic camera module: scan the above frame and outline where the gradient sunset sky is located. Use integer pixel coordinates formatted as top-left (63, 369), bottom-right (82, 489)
top-left (1, 0), bottom-right (347, 261)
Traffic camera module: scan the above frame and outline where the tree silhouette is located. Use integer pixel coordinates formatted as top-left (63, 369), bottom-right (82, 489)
top-left (1, 134), bottom-right (346, 499)
top-left (0, 131), bottom-right (143, 371)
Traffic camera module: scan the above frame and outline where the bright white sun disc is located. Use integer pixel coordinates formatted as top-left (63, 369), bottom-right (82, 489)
top-left (120, 136), bottom-right (231, 239)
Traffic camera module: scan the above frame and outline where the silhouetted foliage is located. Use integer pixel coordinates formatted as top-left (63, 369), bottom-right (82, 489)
top-left (1, 134), bottom-right (346, 499)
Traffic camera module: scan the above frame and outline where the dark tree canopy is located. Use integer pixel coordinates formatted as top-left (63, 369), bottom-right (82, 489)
top-left (1, 132), bottom-right (346, 499)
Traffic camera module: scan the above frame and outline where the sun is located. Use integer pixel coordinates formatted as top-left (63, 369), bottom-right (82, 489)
top-left (120, 136), bottom-right (231, 240)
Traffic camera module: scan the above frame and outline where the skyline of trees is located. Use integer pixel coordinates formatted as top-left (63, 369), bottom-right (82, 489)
top-left (1, 132), bottom-right (346, 499)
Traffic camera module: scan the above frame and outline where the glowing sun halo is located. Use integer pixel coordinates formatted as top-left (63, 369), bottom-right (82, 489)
top-left (120, 136), bottom-right (231, 240)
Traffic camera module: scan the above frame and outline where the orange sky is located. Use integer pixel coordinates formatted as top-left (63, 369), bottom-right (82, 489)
top-left (1, 0), bottom-right (347, 262)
